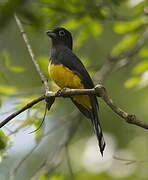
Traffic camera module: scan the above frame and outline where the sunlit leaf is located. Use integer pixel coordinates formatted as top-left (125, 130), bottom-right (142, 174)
top-left (63, 19), bottom-right (81, 30)
top-left (0, 130), bottom-right (8, 151)
top-left (1, 50), bottom-right (10, 67)
top-left (50, 175), bottom-right (65, 180)
top-left (138, 48), bottom-right (148, 57)
top-left (0, 85), bottom-right (18, 94)
top-left (0, 130), bottom-right (9, 163)
top-left (112, 33), bottom-right (139, 55)
top-left (9, 66), bottom-right (26, 72)
top-left (33, 120), bottom-right (44, 143)
top-left (72, 16), bottom-right (102, 48)
top-left (1, 50), bottom-right (25, 73)
top-left (90, 22), bottom-right (102, 36)
top-left (132, 1), bottom-right (146, 15)
top-left (125, 77), bottom-right (141, 88)
top-left (114, 16), bottom-right (145, 34)
top-left (0, 71), bottom-right (8, 83)
top-left (133, 60), bottom-right (148, 74)
top-left (74, 28), bottom-right (89, 48)
top-left (83, 16), bottom-right (102, 35)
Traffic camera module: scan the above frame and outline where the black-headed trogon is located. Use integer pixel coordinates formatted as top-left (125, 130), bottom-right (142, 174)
top-left (46, 27), bottom-right (105, 155)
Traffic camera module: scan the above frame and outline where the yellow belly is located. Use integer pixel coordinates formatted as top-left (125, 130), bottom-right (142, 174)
top-left (49, 63), bottom-right (91, 109)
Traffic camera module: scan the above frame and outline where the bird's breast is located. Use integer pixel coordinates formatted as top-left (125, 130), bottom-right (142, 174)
top-left (49, 63), bottom-right (83, 89)
top-left (48, 62), bottom-right (91, 109)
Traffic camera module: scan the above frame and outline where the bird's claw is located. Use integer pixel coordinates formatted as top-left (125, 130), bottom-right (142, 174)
top-left (56, 87), bottom-right (69, 97)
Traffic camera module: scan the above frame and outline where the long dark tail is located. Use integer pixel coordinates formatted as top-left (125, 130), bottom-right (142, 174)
top-left (91, 100), bottom-right (106, 156)
top-left (71, 96), bottom-right (106, 155)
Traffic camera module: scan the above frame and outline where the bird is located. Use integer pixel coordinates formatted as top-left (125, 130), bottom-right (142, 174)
top-left (46, 27), bottom-right (105, 155)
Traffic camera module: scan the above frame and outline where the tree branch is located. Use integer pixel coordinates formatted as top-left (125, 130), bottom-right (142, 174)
top-left (14, 14), bottom-right (49, 91)
top-left (0, 95), bottom-right (44, 128)
top-left (1, 85), bottom-right (148, 130)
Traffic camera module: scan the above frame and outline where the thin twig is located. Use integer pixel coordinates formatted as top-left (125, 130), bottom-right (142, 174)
top-left (94, 85), bottom-right (148, 130)
top-left (29, 103), bottom-right (47, 134)
top-left (0, 95), bottom-right (45, 128)
top-left (1, 85), bottom-right (148, 129)
top-left (114, 156), bottom-right (148, 165)
top-left (14, 14), bottom-right (49, 91)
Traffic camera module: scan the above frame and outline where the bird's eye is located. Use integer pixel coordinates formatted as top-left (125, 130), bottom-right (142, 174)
top-left (59, 30), bottom-right (65, 36)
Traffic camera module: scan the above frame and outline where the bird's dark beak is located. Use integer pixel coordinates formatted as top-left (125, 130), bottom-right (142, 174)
top-left (46, 30), bottom-right (57, 38)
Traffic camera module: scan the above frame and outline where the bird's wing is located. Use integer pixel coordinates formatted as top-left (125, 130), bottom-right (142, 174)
top-left (57, 47), bottom-right (94, 89)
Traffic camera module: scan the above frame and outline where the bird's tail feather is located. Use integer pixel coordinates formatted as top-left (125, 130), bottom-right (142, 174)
top-left (91, 111), bottom-right (105, 156)
top-left (71, 97), bottom-right (105, 155)
top-left (91, 97), bottom-right (105, 156)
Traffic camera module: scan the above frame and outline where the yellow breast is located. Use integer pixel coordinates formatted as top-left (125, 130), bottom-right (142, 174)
top-left (49, 64), bottom-right (84, 89)
top-left (48, 63), bottom-right (91, 109)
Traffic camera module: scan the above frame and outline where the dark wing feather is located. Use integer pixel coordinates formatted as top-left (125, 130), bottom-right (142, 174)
top-left (57, 47), bottom-right (94, 89)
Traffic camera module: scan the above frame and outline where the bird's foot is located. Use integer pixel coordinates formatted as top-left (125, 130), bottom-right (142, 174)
top-left (56, 87), bottom-right (70, 97)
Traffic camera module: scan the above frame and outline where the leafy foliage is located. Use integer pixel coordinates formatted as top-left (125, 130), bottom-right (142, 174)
top-left (1, 50), bottom-right (26, 73)
top-left (0, 0), bottom-right (42, 30)
top-left (0, 130), bottom-right (10, 163)
top-left (0, 0), bottom-right (148, 180)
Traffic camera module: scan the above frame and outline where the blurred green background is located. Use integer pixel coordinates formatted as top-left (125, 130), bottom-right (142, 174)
top-left (0, 0), bottom-right (148, 180)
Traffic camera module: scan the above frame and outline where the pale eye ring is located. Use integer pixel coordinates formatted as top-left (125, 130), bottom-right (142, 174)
top-left (59, 30), bottom-right (65, 36)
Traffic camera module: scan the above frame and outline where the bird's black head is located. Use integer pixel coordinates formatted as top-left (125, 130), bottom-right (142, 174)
top-left (46, 27), bottom-right (73, 50)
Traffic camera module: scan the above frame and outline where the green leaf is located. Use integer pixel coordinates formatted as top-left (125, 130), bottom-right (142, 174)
top-left (74, 28), bottom-right (89, 48)
top-left (33, 120), bottom-right (44, 143)
top-left (39, 174), bottom-right (65, 180)
top-left (1, 50), bottom-right (10, 67)
top-left (138, 48), bottom-right (148, 57)
top-left (9, 66), bottom-right (26, 73)
top-left (124, 77), bottom-right (141, 88)
top-left (1, 50), bottom-right (25, 72)
top-left (50, 175), bottom-right (65, 180)
top-left (63, 19), bottom-right (81, 30)
top-left (132, 1), bottom-right (146, 15)
top-left (0, 85), bottom-right (18, 94)
top-left (90, 22), bottom-right (102, 36)
top-left (112, 33), bottom-right (139, 55)
top-left (74, 17), bottom-right (102, 48)
top-left (114, 16), bottom-right (145, 34)
top-left (83, 16), bottom-right (102, 36)
top-left (0, 71), bottom-right (8, 83)
top-left (0, 130), bottom-right (8, 151)
top-left (133, 60), bottom-right (148, 74)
